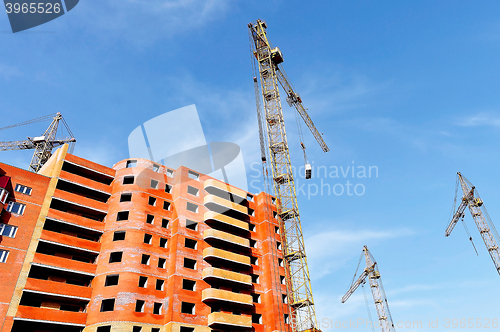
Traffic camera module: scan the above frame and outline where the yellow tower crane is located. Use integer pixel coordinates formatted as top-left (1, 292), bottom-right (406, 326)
top-left (342, 246), bottom-right (396, 332)
top-left (248, 19), bottom-right (329, 332)
top-left (446, 172), bottom-right (500, 275)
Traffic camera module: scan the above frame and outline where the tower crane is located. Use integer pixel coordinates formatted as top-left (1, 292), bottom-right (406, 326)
top-left (0, 113), bottom-right (76, 173)
top-left (342, 246), bottom-right (396, 332)
top-left (445, 172), bottom-right (500, 275)
top-left (248, 19), bottom-right (329, 332)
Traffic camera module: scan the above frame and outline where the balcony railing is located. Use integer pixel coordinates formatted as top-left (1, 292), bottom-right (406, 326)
top-left (203, 247), bottom-right (250, 268)
top-left (204, 195), bottom-right (248, 216)
top-left (203, 229), bottom-right (249, 249)
top-left (202, 267), bottom-right (252, 287)
top-left (204, 179), bottom-right (247, 204)
top-left (208, 312), bottom-right (252, 329)
top-left (202, 288), bottom-right (252, 306)
top-left (204, 211), bottom-right (249, 232)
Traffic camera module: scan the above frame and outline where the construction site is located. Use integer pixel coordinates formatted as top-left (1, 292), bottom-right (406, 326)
top-left (2, 6), bottom-right (500, 332)
top-left (0, 20), bottom-right (330, 332)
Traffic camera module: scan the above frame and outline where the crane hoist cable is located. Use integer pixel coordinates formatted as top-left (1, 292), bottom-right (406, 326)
top-left (448, 175), bottom-right (479, 255)
top-left (461, 218), bottom-right (479, 256)
top-left (293, 105), bottom-right (308, 165)
top-left (249, 28), bottom-right (268, 163)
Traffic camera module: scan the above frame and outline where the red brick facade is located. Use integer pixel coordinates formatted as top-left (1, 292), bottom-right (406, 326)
top-left (0, 147), bottom-right (289, 332)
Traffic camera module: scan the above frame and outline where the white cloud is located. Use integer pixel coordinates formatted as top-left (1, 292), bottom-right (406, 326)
top-left (159, 72), bottom-right (263, 172)
top-left (0, 64), bottom-right (22, 80)
top-left (306, 227), bottom-right (415, 280)
top-left (73, 0), bottom-right (233, 46)
top-left (299, 70), bottom-right (394, 114)
top-left (387, 283), bottom-right (439, 296)
top-left (75, 140), bottom-right (124, 168)
top-left (343, 116), bottom-right (470, 155)
top-left (457, 112), bottom-right (500, 127)
top-left (476, 22), bottom-right (500, 43)
top-left (315, 291), bottom-right (368, 330)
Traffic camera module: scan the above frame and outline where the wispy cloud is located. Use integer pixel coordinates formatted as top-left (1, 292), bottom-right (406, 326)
top-left (342, 115), bottom-right (472, 155)
top-left (159, 72), bottom-right (262, 171)
top-left (315, 291), bottom-right (368, 329)
top-left (476, 21), bottom-right (500, 43)
top-left (388, 283), bottom-right (440, 296)
top-left (390, 299), bottom-right (442, 311)
top-left (300, 70), bottom-right (394, 114)
top-left (456, 112), bottom-right (500, 127)
top-left (306, 227), bottom-right (415, 279)
top-left (314, 283), bottom-right (442, 331)
top-left (73, 0), bottom-right (234, 46)
top-left (75, 140), bottom-right (124, 168)
top-left (0, 64), bottom-right (22, 81)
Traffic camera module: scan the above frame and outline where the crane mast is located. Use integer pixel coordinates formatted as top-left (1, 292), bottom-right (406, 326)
top-left (248, 19), bottom-right (327, 332)
top-left (0, 113), bottom-right (76, 172)
top-left (445, 172), bottom-right (500, 275)
top-left (342, 246), bottom-right (396, 332)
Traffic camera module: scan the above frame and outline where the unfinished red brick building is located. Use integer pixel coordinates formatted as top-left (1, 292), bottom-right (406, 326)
top-left (0, 145), bottom-right (290, 332)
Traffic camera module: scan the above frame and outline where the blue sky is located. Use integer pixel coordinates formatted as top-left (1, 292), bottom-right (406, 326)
top-left (2, 1), bottom-right (500, 330)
